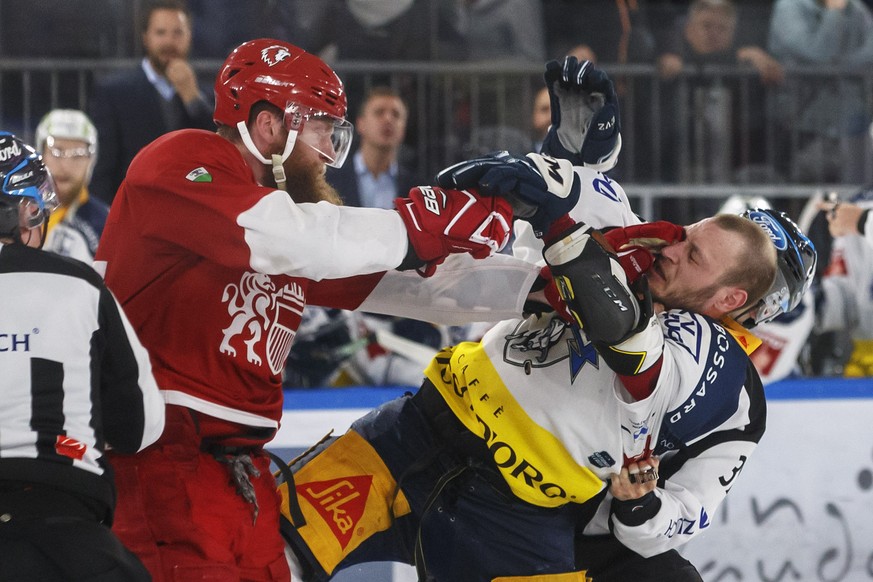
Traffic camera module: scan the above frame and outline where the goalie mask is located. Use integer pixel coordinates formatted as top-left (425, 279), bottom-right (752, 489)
top-left (0, 132), bottom-right (59, 245)
top-left (738, 208), bottom-right (816, 327)
top-left (214, 39), bottom-right (352, 174)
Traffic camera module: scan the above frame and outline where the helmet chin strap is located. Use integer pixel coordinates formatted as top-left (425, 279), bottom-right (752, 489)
top-left (236, 121), bottom-right (298, 192)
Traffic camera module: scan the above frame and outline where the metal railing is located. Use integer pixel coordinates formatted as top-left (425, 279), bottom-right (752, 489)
top-left (1, 58), bottom-right (870, 221)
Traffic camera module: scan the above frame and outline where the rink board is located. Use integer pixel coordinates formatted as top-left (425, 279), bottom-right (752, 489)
top-left (271, 378), bottom-right (873, 582)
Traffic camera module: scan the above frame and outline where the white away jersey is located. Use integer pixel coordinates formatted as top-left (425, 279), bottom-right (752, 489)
top-left (424, 308), bottom-right (764, 557)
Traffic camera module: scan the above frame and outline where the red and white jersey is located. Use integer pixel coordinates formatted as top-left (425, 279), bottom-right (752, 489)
top-left (95, 129), bottom-right (411, 433)
top-left (95, 130), bottom-right (541, 434)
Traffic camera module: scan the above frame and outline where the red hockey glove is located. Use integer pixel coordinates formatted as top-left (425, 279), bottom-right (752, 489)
top-left (602, 221), bottom-right (685, 284)
top-left (395, 185), bottom-right (512, 277)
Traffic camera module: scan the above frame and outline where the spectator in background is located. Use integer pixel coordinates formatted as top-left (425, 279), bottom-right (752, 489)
top-left (89, 0), bottom-right (214, 204)
top-left (767, 0), bottom-right (873, 184)
top-left (187, 0), bottom-right (295, 59)
top-left (657, 0), bottom-right (784, 86)
top-left (35, 109), bottom-right (109, 262)
top-left (464, 0), bottom-right (546, 63)
top-left (0, 0), bottom-right (131, 136)
top-left (326, 86), bottom-right (421, 208)
top-left (655, 0), bottom-right (783, 221)
top-left (293, 0), bottom-right (468, 62)
top-left (0, 133), bottom-right (164, 582)
top-left (286, 87), bottom-right (452, 389)
top-left (542, 0), bottom-right (656, 66)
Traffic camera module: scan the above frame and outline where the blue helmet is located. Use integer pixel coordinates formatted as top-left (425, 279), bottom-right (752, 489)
top-left (0, 132), bottom-right (58, 242)
top-left (740, 208), bottom-right (817, 326)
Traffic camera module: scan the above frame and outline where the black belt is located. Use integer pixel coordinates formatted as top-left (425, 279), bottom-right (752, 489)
top-left (0, 482), bottom-right (104, 524)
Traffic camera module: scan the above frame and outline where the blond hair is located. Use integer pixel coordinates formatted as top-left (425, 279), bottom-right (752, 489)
top-left (713, 213), bottom-right (777, 311)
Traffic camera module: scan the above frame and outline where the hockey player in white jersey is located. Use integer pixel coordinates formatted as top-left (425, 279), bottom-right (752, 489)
top-left (276, 59), bottom-right (817, 582)
top-left (817, 186), bottom-right (873, 376)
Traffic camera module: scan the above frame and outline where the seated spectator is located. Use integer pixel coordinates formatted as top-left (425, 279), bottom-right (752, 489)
top-left (36, 109), bottom-right (109, 262)
top-left (88, 0), bottom-right (214, 204)
top-left (767, 0), bottom-right (873, 183)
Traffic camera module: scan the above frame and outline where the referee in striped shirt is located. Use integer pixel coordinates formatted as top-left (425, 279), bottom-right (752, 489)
top-left (0, 133), bottom-right (165, 581)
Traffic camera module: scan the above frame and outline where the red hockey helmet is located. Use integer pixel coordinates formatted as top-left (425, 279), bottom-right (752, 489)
top-left (214, 39), bottom-right (352, 168)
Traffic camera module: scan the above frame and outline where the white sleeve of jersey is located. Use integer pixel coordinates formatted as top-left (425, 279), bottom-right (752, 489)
top-left (610, 439), bottom-right (758, 557)
top-left (357, 252), bottom-right (541, 325)
top-left (817, 275), bottom-right (858, 332)
top-left (584, 310), bottom-right (764, 556)
top-left (238, 191), bottom-right (409, 280)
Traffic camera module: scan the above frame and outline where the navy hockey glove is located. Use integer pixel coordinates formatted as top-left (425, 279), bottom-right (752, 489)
top-left (436, 151), bottom-right (580, 238)
top-left (541, 56), bottom-right (622, 172)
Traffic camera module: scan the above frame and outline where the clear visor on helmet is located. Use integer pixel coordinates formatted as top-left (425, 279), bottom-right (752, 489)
top-left (12, 179), bottom-right (59, 230)
top-left (747, 267), bottom-right (791, 326)
top-left (283, 102), bottom-right (353, 168)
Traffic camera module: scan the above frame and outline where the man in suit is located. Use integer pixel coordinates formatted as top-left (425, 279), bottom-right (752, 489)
top-left (88, 0), bottom-right (214, 204)
top-left (326, 86), bottom-right (421, 209)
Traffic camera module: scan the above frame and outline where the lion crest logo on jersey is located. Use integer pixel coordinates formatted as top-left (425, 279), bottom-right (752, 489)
top-left (261, 45), bottom-right (293, 66)
top-left (219, 272), bottom-right (305, 374)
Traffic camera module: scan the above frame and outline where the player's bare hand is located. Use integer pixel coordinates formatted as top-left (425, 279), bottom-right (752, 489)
top-left (610, 456), bottom-right (660, 501)
top-left (165, 58), bottom-right (200, 103)
top-left (819, 200), bottom-right (864, 237)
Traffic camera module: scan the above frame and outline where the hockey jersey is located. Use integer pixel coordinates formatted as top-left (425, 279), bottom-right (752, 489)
top-left (94, 129), bottom-right (539, 435)
top-left (423, 166), bottom-right (767, 557)
top-left (43, 188), bottom-right (109, 262)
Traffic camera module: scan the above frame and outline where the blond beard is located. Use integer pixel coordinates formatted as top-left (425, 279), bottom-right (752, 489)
top-left (280, 158), bottom-right (344, 206)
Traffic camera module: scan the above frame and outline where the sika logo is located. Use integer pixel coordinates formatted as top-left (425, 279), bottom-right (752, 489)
top-left (297, 476), bottom-right (372, 549)
top-left (261, 45), bottom-right (292, 66)
top-left (55, 435), bottom-right (86, 460)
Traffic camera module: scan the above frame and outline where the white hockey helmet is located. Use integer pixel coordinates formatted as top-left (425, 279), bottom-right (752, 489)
top-left (36, 109), bottom-right (98, 160)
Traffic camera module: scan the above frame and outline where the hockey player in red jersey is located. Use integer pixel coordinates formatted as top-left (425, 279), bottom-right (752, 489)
top-left (93, 39), bottom-right (580, 581)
